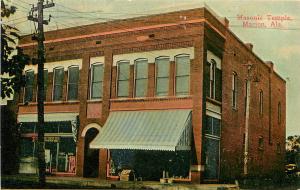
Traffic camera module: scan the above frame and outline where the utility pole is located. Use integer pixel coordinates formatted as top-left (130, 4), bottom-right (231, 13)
top-left (28, 0), bottom-right (54, 187)
top-left (243, 64), bottom-right (253, 176)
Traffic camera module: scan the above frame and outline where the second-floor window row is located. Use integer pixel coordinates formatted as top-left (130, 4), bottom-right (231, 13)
top-left (23, 54), bottom-right (192, 102)
top-left (114, 54), bottom-right (191, 99)
top-left (23, 65), bottom-right (80, 103)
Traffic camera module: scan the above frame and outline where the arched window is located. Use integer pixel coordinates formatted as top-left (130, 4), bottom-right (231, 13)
top-left (278, 102), bottom-right (281, 124)
top-left (90, 63), bottom-right (104, 99)
top-left (36, 69), bottom-right (48, 102)
top-left (43, 69), bottom-right (48, 100)
top-left (210, 59), bottom-right (216, 98)
top-left (259, 90), bottom-right (263, 115)
top-left (134, 59), bottom-right (148, 97)
top-left (155, 56), bottom-right (170, 96)
top-left (232, 72), bottom-right (238, 108)
top-left (258, 136), bottom-right (264, 150)
top-left (24, 70), bottom-right (34, 103)
top-left (175, 54), bottom-right (190, 96)
top-left (67, 65), bottom-right (79, 100)
top-left (117, 61), bottom-right (130, 97)
top-left (53, 67), bottom-right (64, 101)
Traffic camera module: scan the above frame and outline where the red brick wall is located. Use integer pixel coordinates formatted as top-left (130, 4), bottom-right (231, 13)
top-left (18, 7), bottom-right (285, 183)
top-left (220, 27), bottom-right (286, 181)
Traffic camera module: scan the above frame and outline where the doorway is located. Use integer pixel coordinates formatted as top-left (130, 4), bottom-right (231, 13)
top-left (83, 128), bottom-right (99, 177)
top-left (203, 136), bottom-right (220, 180)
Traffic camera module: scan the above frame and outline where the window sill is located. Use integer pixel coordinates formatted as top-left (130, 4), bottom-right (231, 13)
top-left (19, 101), bottom-right (80, 106)
top-left (258, 147), bottom-right (264, 151)
top-left (87, 99), bottom-right (103, 103)
top-left (232, 107), bottom-right (238, 111)
top-left (110, 96), bottom-right (192, 102)
top-left (206, 97), bottom-right (222, 105)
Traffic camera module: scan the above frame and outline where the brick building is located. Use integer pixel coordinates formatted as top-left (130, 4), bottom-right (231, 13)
top-left (17, 6), bottom-right (286, 183)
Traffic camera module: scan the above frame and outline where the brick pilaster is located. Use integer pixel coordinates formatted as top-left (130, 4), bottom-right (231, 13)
top-left (129, 65), bottom-right (134, 98)
top-left (191, 35), bottom-right (205, 183)
top-left (76, 53), bottom-right (90, 177)
top-left (147, 63), bottom-right (155, 97)
top-left (169, 61), bottom-right (175, 96)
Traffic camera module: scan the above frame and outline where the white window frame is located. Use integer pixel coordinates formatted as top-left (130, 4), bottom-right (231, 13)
top-left (134, 58), bottom-right (148, 98)
top-left (23, 69), bottom-right (34, 103)
top-left (155, 56), bottom-right (170, 97)
top-left (67, 65), bottom-right (79, 101)
top-left (52, 66), bottom-right (64, 102)
top-left (116, 60), bottom-right (130, 98)
top-left (232, 72), bottom-right (237, 109)
top-left (174, 54), bottom-right (190, 96)
top-left (209, 59), bottom-right (216, 99)
top-left (35, 69), bottom-right (48, 102)
top-left (89, 62), bottom-right (104, 100)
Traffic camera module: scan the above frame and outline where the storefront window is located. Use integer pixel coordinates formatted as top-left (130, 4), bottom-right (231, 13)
top-left (19, 121), bottom-right (77, 175)
top-left (109, 150), bottom-right (190, 180)
top-left (20, 138), bottom-right (34, 158)
top-left (58, 137), bottom-right (76, 173)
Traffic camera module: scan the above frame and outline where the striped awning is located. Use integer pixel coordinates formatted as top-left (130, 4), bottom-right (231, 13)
top-left (90, 110), bottom-right (192, 151)
top-left (17, 113), bottom-right (78, 122)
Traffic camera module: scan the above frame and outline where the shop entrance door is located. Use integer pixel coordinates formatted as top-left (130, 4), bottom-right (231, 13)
top-left (83, 128), bottom-right (99, 177)
top-left (203, 136), bottom-right (220, 180)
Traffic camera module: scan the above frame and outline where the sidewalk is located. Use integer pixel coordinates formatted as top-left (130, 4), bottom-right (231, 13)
top-left (1, 175), bottom-right (239, 189)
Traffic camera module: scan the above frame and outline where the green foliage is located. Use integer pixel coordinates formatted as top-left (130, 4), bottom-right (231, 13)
top-left (286, 135), bottom-right (300, 164)
top-left (1, 0), bottom-right (29, 175)
top-left (1, 0), bottom-right (30, 99)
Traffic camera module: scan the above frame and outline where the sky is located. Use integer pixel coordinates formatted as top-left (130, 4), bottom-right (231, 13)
top-left (3, 0), bottom-right (300, 137)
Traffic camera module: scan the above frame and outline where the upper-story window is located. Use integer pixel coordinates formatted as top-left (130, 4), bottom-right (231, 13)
top-left (258, 136), bottom-right (264, 150)
top-left (117, 61), bottom-right (130, 98)
top-left (24, 70), bottom-right (34, 103)
top-left (276, 142), bottom-right (281, 154)
top-left (53, 67), bottom-right (64, 101)
top-left (43, 69), bottom-right (48, 100)
top-left (175, 55), bottom-right (190, 96)
top-left (134, 59), bottom-right (148, 97)
top-left (155, 57), bottom-right (170, 96)
top-left (205, 115), bottom-right (221, 137)
top-left (278, 102), bottom-right (281, 124)
top-left (205, 58), bottom-right (221, 101)
top-left (259, 90), bottom-right (263, 116)
top-left (90, 63), bottom-right (104, 99)
top-left (35, 69), bottom-right (48, 101)
top-left (67, 66), bottom-right (79, 101)
top-left (232, 72), bottom-right (237, 109)
top-left (209, 60), bottom-right (216, 98)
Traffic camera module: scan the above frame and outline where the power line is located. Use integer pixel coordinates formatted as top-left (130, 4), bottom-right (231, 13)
top-left (2, 16), bottom-right (28, 23)
top-left (10, 2), bottom-right (31, 11)
top-left (14, 0), bottom-right (32, 6)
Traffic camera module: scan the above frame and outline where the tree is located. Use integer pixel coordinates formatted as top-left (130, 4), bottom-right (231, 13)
top-left (1, 0), bottom-right (30, 99)
top-left (286, 135), bottom-right (300, 164)
top-left (1, 0), bottom-right (30, 174)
